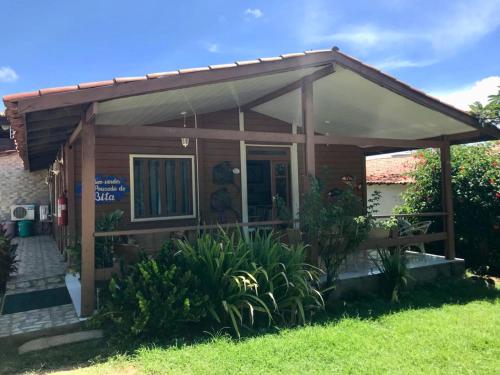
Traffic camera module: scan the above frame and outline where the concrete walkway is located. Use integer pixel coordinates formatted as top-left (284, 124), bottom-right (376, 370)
top-left (0, 236), bottom-right (80, 343)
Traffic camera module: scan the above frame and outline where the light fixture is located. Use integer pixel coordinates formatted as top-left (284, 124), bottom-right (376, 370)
top-left (1, 124), bottom-right (10, 131)
top-left (324, 120), bottom-right (331, 125)
top-left (180, 111), bottom-right (189, 148)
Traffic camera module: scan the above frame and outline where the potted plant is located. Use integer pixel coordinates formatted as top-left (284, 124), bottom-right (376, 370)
top-left (370, 216), bottom-right (398, 239)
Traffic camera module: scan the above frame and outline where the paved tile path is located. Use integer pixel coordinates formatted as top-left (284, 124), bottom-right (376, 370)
top-left (0, 236), bottom-right (80, 341)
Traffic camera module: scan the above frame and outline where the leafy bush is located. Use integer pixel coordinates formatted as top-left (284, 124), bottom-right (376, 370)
top-left (373, 247), bottom-right (412, 303)
top-left (68, 209), bottom-right (125, 273)
top-left (96, 248), bottom-right (208, 340)
top-left (96, 228), bottom-right (324, 339)
top-left (0, 228), bottom-right (18, 291)
top-left (300, 178), bottom-right (374, 285)
top-left (396, 143), bottom-right (500, 275)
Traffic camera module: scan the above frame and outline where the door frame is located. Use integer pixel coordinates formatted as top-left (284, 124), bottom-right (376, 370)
top-left (242, 143), bottom-right (300, 226)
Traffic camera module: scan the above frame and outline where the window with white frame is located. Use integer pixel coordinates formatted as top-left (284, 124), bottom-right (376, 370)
top-left (130, 154), bottom-right (196, 221)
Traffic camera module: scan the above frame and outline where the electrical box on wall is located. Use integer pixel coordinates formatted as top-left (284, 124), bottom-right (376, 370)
top-left (39, 205), bottom-right (50, 222)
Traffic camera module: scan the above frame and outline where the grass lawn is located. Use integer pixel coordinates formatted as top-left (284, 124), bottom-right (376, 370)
top-left (1, 278), bottom-right (499, 374)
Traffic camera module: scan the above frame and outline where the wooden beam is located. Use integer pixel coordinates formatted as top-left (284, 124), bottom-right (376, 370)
top-left (241, 64), bottom-right (334, 110)
top-left (27, 116), bottom-right (81, 134)
top-left (302, 79), bottom-right (315, 178)
top-left (80, 115), bottom-right (96, 317)
top-left (440, 140), bottom-right (455, 259)
top-left (68, 121), bottom-right (83, 145)
top-left (26, 106), bottom-right (84, 122)
top-left (16, 53), bottom-right (338, 113)
top-left (85, 102), bottom-right (98, 123)
top-left (96, 124), bottom-right (306, 144)
top-left (28, 132), bottom-right (72, 146)
top-left (315, 134), bottom-right (443, 148)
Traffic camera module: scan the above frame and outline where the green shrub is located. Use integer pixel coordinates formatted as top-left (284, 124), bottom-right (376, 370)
top-left (68, 210), bottom-right (125, 273)
top-left (0, 228), bottom-right (18, 291)
top-left (96, 228), bottom-right (324, 339)
top-left (300, 178), bottom-right (375, 285)
top-left (396, 143), bottom-right (500, 275)
top-left (96, 247), bottom-right (208, 340)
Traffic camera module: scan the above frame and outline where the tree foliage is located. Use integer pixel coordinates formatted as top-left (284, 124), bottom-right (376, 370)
top-left (396, 143), bottom-right (500, 275)
top-left (470, 89), bottom-right (500, 128)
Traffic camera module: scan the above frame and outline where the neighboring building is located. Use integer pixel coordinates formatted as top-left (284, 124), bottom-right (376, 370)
top-left (3, 48), bottom-right (499, 316)
top-left (0, 114), bottom-right (50, 223)
top-left (366, 154), bottom-right (418, 215)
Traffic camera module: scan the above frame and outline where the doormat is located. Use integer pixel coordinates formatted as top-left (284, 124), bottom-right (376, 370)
top-left (1, 287), bottom-right (72, 315)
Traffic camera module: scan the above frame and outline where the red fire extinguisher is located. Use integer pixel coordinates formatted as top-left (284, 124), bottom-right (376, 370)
top-left (57, 195), bottom-right (68, 226)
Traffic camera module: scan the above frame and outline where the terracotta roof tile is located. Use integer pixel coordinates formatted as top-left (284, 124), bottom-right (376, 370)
top-left (2, 91), bottom-right (40, 101)
top-left (366, 155), bottom-right (419, 185)
top-left (146, 71), bottom-right (179, 79)
top-left (39, 85), bottom-right (79, 95)
top-left (234, 59), bottom-right (260, 66)
top-left (78, 80), bottom-right (114, 89)
top-left (281, 52), bottom-right (306, 58)
top-left (259, 56), bottom-right (283, 62)
top-left (113, 76), bottom-right (147, 83)
top-left (209, 63), bottom-right (238, 70)
top-left (178, 67), bottom-right (210, 74)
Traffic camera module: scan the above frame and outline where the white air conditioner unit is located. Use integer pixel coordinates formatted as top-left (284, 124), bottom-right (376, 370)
top-left (10, 204), bottom-right (35, 221)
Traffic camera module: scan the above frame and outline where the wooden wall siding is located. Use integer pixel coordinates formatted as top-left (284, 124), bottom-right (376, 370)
top-left (314, 144), bottom-right (365, 198)
top-left (71, 109), bottom-right (366, 240)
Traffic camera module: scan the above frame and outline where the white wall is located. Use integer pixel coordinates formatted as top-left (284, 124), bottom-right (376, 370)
top-left (367, 184), bottom-right (407, 215)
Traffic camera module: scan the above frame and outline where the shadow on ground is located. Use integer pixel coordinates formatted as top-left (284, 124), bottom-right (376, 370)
top-left (1, 277), bottom-right (498, 375)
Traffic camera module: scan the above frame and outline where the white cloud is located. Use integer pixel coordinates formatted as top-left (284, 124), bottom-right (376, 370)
top-left (244, 8), bottom-right (263, 19)
top-left (206, 43), bottom-right (219, 53)
top-left (0, 67), bottom-right (19, 82)
top-left (374, 57), bottom-right (438, 70)
top-left (300, 0), bottom-right (500, 68)
top-left (429, 76), bottom-right (500, 111)
top-left (317, 25), bottom-right (411, 49)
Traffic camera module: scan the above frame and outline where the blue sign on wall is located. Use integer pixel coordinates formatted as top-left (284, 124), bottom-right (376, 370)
top-left (75, 175), bottom-right (129, 204)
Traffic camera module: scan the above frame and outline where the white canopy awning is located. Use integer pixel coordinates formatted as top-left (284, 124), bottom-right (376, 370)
top-left (97, 64), bottom-right (474, 140)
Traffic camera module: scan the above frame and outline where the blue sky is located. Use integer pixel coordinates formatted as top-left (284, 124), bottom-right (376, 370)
top-left (1, 0), bottom-right (499, 111)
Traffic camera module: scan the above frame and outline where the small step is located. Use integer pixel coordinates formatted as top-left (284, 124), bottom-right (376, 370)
top-left (18, 330), bottom-right (103, 354)
top-left (6, 275), bottom-right (66, 295)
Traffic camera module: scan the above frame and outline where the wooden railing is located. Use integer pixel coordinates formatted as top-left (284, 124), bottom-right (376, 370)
top-left (94, 220), bottom-right (288, 238)
top-left (94, 213), bottom-right (449, 253)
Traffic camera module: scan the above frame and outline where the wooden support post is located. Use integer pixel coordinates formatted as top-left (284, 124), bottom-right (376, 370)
top-left (64, 144), bottom-right (76, 248)
top-left (80, 114), bottom-right (96, 316)
top-left (301, 78), bottom-right (318, 265)
top-left (302, 78), bottom-right (315, 182)
top-left (440, 140), bottom-right (455, 259)
top-left (239, 111), bottom-right (249, 238)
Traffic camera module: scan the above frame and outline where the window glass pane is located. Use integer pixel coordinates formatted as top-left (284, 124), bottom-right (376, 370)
top-left (133, 159), bottom-right (144, 217)
top-left (148, 160), bottom-right (161, 216)
top-left (180, 159), bottom-right (191, 214)
top-left (165, 160), bottom-right (177, 215)
top-left (132, 156), bottom-right (194, 220)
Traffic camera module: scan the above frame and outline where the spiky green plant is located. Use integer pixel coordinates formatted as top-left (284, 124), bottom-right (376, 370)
top-left (246, 230), bottom-right (325, 325)
top-left (374, 247), bottom-right (412, 303)
top-left (175, 229), bottom-right (272, 337)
